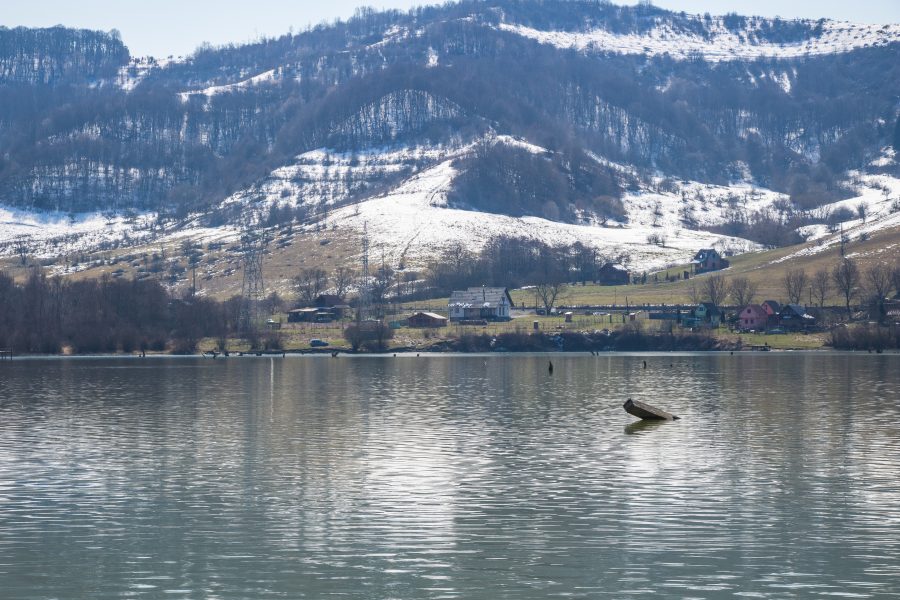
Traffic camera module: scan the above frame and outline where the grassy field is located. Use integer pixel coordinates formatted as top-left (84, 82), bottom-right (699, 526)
top-left (511, 223), bottom-right (900, 308)
top-left (200, 310), bottom-right (832, 353)
top-left (0, 223), bottom-right (362, 301)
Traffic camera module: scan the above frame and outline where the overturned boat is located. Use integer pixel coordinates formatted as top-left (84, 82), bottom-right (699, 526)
top-left (623, 398), bottom-right (680, 421)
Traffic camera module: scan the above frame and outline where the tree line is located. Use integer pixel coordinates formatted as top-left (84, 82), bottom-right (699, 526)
top-left (688, 258), bottom-right (900, 321)
top-left (0, 269), bottom-right (237, 354)
top-left (0, 26), bottom-right (128, 85)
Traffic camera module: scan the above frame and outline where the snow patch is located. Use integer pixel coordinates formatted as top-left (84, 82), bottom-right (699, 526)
top-left (497, 18), bottom-right (900, 63)
top-left (426, 47), bottom-right (439, 68)
top-left (117, 56), bottom-right (180, 91)
top-left (0, 206), bottom-right (156, 260)
top-left (323, 159), bottom-right (759, 272)
top-left (179, 68), bottom-right (280, 102)
top-left (870, 147), bottom-right (897, 168)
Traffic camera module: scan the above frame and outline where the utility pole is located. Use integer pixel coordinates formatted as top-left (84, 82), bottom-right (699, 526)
top-left (239, 223), bottom-right (268, 337)
top-left (359, 222), bottom-right (371, 319)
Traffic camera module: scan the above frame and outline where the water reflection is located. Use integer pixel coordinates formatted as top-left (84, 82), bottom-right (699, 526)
top-left (0, 353), bottom-right (898, 598)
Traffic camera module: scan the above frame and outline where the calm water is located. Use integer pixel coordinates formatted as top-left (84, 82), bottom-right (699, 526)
top-left (1, 353), bottom-right (899, 599)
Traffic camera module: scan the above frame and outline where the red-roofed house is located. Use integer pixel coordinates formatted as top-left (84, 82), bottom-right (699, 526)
top-left (739, 304), bottom-right (769, 331)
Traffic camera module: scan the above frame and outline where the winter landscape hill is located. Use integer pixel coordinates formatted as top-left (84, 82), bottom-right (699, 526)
top-left (1, 0), bottom-right (899, 296)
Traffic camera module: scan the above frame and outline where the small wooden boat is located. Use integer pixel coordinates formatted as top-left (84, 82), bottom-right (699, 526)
top-left (623, 398), bottom-right (680, 421)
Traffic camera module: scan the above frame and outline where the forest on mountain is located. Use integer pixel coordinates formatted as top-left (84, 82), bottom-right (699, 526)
top-left (0, 1), bottom-right (898, 229)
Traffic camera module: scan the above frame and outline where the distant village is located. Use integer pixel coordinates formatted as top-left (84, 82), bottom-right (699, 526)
top-left (276, 247), bottom-right (899, 353)
top-left (1, 245), bottom-right (898, 357)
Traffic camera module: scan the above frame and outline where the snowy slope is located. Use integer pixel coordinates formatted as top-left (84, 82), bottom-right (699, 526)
top-left (498, 18), bottom-right (900, 62)
top-left (0, 207), bottom-right (155, 260)
top-left (3, 140), bottom-right (898, 283)
top-left (775, 165), bottom-right (900, 264)
top-left (319, 156), bottom-right (760, 272)
top-left (223, 145), bottom-right (460, 211)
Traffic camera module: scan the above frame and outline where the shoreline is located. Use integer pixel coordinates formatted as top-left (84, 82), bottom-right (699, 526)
top-left (5, 347), bottom-right (897, 360)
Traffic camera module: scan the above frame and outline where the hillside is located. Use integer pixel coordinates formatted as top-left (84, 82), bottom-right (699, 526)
top-left (1, 1), bottom-right (899, 296)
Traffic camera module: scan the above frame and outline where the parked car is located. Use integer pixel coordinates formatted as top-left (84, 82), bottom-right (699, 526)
top-left (309, 339), bottom-right (329, 347)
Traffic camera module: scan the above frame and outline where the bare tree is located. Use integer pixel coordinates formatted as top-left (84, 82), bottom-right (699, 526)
top-left (401, 271), bottom-right (419, 299)
top-left (369, 265), bottom-right (394, 312)
top-left (180, 239), bottom-right (202, 297)
top-left (702, 274), bottom-right (728, 306)
top-left (782, 268), bottom-right (808, 305)
top-left (687, 281), bottom-right (702, 305)
top-left (332, 266), bottom-right (355, 299)
top-left (13, 236), bottom-right (30, 266)
top-left (535, 282), bottom-right (566, 313)
top-left (728, 276), bottom-right (758, 307)
top-left (865, 263), bottom-right (893, 321)
top-left (811, 268), bottom-right (831, 308)
top-left (261, 291), bottom-right (285, 316)
top-left (832, 259), bottom-right (860, 319)
top-left (294, 268), bottom-right (328, 306)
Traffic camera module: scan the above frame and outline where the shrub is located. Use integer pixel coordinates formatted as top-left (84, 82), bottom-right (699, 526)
top-left (344, 320), bottom-right (394, 352)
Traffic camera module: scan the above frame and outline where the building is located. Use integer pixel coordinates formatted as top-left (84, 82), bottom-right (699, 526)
top-left (690, 248), bottom-right (730, 274)
top-left (762, 300), bottom-right (781, 316)
top-left (683, 302), bottom-right (722, 328)
top-left (779, 304), bottom-right (816, 331)
top-left (407, 311), bottom-right (449, 328)
top-left (595, 263), bottom-right (630, 285)
top-left (448, 287), bottom-right (514, 321)
top-left (287, 308), bottom-right (335, 323)
top-left (738, 304), bottom-right (769, 331)
top-left (761, 300), bottom-right (781, 328)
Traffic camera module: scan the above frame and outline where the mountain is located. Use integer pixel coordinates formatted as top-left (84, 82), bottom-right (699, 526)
top-left (1, 1), bottom-right (899, 290)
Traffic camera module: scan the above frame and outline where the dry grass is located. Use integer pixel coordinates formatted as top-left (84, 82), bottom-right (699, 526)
top-left (4, 219), bottom-right (897, 312)
top-left (515, 223), bottom-right (900, 308)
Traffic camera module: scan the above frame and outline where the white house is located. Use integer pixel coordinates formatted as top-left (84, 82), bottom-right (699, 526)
top-left (448, 287), bottom-right (514, 321)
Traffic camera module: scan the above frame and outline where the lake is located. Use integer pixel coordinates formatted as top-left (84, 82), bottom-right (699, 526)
top-left (1, 353), bottom-right (899, 599)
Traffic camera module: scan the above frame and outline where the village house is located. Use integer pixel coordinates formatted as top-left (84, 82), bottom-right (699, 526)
top-left (886, 301), bottom-right (900, 324)
top-left (595, 263), bottom-right (630, 286)
top-left (407, 311), bottom-right (449, 328)
top-left (778, 304), bottom-right (816, 331)
top-left (690, 248), bottom-right (730, 274)
top-left (761, 300), bottom-right (781, 328)
top-left (287, 308), bottom-right (335, 323)
top-left (682, 302), bottom-right (722, 328)
top-left (738, 304), bottom-right (769, 331)
top-left (448, 287), bottom-right (514, 322)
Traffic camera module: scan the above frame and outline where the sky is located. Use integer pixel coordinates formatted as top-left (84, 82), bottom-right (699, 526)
top-left (2, 1), bottom-right (899, 58)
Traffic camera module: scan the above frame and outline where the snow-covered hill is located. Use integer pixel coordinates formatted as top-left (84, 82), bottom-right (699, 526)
top-left (4, 138), bottom-right (899, 284)
top-left (2, 2), bottom-right (900, 291)
top-left (498, 18), bottom-right (900, 62)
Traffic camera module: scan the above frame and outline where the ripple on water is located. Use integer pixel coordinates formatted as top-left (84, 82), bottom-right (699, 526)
top-left (0, 354), bottom-right (898, 599)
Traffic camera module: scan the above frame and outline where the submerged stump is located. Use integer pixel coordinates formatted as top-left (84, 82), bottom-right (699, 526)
top-left (623, 398), bottom-right (680, 421)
